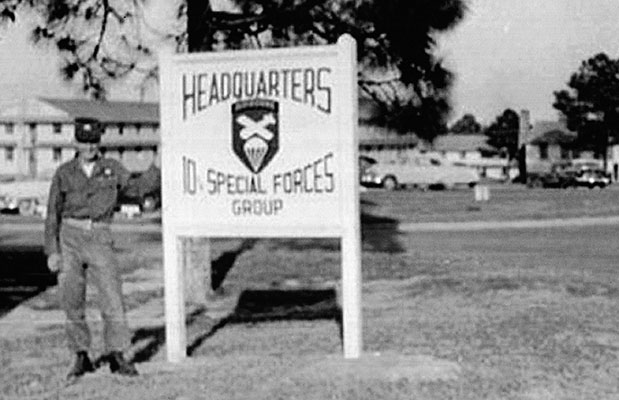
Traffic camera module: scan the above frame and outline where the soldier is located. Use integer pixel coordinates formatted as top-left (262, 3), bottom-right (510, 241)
top-left (44, 118), bottom-right (160, 382)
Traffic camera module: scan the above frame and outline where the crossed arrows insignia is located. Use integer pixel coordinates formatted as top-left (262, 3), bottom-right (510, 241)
top-left (236, 113), bottom-right (276, 141)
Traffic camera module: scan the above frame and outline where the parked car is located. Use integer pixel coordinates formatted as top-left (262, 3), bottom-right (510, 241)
top-left (526, 164), bottom-right (579, 189)
top-left (574, 169), bottom-right (611, 189)
top-left (116, 166), bottom-right (161, 213)
top-left (0, 180), bottom-right (51, 216)
top-left (360, 156), bottom-right (480, 190)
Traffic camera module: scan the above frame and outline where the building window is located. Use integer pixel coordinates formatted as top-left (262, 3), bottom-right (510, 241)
top-left (5, 146), bottom-right (14, 162)
top-left (53, 147), bottom-right (62, 161)
top-left (118, 124), bottom-right (124, 135)
top-left (539, 144), bottom-right (549, 160)
top-left (53, 123), bottom-right (62, 134)
top-left (4, 123), bottom-right (14, 135)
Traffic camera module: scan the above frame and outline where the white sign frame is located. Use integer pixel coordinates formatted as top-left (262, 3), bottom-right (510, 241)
top-left (159, 35), bottom-right (361, 362)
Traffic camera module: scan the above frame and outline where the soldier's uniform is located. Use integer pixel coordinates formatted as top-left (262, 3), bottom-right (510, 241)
top-left (44, 120), bottom-right (159, 380)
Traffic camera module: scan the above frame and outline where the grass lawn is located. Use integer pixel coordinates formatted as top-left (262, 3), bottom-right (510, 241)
top-left (362, 184), bottom-right (619, 223)
top-left (2, 187), bottom-right (619, 399)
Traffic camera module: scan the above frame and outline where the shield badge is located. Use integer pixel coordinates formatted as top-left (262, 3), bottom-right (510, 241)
top-left (232, 99), bottom-right (279, 174)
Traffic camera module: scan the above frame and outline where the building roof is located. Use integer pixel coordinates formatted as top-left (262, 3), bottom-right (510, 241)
top-left (432, 134), bottom-right (496, 152)
top-left (358, 124), bottom-right (418, 147)
top-left (529, 120), bottom-right (576, 145)
top-left (39, 98), bottom-right (159, 124)
top-left (360, 136), bottom-right (418, 147)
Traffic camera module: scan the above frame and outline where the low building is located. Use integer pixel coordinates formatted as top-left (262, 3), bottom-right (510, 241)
top-left (524, 120), bottom-right (578, 173)
top-left (431, 134), bottom-right (496, 162)
top-left (517, 110), bottom-right (615, 183)
top-left (0, 98), bottom-right (159, 180)
top-left (425, 134), bottom-right (510, 180)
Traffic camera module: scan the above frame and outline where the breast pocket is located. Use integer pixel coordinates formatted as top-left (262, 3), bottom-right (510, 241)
top-left (96, 175), bottom-right (117, 189)
top-left (93, 176), bottom-right (119, 203)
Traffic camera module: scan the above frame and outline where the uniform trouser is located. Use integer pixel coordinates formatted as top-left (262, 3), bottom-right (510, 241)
top-left (58, 223), bottom-right (130, 353)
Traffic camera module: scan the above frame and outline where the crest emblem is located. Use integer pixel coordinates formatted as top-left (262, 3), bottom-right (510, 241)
top-left (232, 99), bottom-right (279, 174)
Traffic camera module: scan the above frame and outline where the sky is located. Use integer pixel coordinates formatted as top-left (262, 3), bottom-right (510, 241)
top-left (438, 0), bottom-right (619, 124)
top-left (1, 0), bottom-right (619, 125)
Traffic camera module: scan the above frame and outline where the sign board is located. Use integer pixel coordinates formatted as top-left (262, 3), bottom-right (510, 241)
top-left (159, 35), bottom-right (361, 361)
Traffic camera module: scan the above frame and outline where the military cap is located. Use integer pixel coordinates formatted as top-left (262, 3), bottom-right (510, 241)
top-left (74, 118), bottom-right (103, 143)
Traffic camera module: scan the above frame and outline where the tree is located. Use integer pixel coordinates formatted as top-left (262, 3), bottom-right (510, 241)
top-left (553, 52), bottom-right (619, 166)
top-left (1, 0), bottom-right (467, 141)
top-left (449, 113), bottom-right (482, 135)
top-left (484, 108), bottom-right (519, 159)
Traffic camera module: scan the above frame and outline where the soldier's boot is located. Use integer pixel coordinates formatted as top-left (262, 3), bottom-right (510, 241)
top-left (66, 351), bottom-right (95, 383)
top-left (107, 351), bottom-right (139, 376)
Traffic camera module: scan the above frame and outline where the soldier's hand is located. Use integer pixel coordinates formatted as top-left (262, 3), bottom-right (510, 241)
top-left (152, 151), bottom-right (161, 169)
top-left (47, 253), bottom-right (63, 273)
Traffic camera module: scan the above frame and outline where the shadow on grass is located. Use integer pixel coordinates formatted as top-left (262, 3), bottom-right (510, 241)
top-left (187, 287), bottom-right (341, 356)
top-left (129, 307), bottom-right (207, 363)
top-left (127, 220), bottom-right (381, 362)
top-left (130, 239), bottom-right (261, 363)
top-left (211, 239), bottom-right (258, 290)
top-left (0, 243), bottom-right (57, 317)
top-left (264, 215), bottom-right (405, 254)
top-left (360, 197), bottom-right (405, 253)
top-left (361, 212), bottom-right (405, 253)
top-left (130, 288), bottom-right (340, 362)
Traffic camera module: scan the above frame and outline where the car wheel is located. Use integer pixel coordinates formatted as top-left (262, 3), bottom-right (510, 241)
top-left (382, 176), bottom-right (398, 191)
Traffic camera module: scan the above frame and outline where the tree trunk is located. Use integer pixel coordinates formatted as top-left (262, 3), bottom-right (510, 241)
top-left (182, 237), bottom-right (212, 305)
top-left (181, 0), bottom-right (214, 306)
top-left (187, 0), bottom-right (213, 52)
top-left (518, 145), bottom-right (527, 184)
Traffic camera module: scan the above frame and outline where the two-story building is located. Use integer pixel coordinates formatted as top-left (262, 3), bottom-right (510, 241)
top-left (0, 98), bottom-right (159, 180)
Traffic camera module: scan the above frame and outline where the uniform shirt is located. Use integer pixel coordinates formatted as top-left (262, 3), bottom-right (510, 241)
top-left (44, 156), bottom-right (158, 255)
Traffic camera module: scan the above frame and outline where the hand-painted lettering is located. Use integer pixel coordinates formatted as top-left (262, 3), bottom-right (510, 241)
top-left (232, 198), bottom-right (284, 216)
top-left (182, 68), bottom-right (332, 120)
top-left (206, 168), bottom-right (267, 195)
top-left (272, 152), bottom-right (335, 194)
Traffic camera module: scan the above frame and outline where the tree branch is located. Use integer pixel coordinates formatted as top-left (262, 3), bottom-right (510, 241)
top-left (91, 0), bottom-right (109, 60)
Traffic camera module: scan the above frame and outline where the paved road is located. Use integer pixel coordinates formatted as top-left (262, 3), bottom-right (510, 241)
top-left (398, 215), bottom-right (619, 232)
top-left (4, 215), bottom-right (619, 235)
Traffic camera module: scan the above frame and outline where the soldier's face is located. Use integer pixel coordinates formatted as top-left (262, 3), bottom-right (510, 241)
top-left (76, 142), bottom-right (100, 162)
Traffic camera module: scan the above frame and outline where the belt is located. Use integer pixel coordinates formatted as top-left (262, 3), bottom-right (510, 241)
top-left (63, 218), bottom-right (110, 230)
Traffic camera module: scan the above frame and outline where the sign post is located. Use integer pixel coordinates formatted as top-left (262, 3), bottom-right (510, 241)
top-left (159, 35), bottom-right (361, 361)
